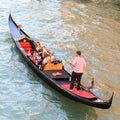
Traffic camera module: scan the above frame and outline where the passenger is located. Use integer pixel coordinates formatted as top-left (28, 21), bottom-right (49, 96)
top-left (43, 56), bottom-right (51, 65)
top-left (50, 52), bottom-right (57, 63)
top-left (37, 50), bottom-right (43, 57)
top-left (32, 51), bottom-right (38, 65)
top-left (38, 56), bottom-right (51, 70)
top-left (42, 46), bottom-right (51, 58)
top-left (33, 50), bottom-right (39, 59)
top-left (35, 42), bottom-right (51, 58)
top-left (35, 42), bottom-right (43, 52)
top-left (42, 56), bottom-right (51, 65)
top-left (36, 55), bottom-right (42, 65)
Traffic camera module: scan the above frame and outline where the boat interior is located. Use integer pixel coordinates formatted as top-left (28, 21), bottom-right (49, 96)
top-left (19, 37), bottom-right (70, 80)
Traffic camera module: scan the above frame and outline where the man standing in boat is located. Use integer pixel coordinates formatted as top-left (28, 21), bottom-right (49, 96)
top-left (69, 50), bottom-right (86, 91)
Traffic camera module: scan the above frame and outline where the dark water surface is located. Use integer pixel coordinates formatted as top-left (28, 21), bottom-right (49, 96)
top-left (0, 0), bottom-right (120, 120)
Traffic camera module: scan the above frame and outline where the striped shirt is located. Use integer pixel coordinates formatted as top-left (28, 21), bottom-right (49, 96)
top-left (72, 56), bottom-right (86, 73)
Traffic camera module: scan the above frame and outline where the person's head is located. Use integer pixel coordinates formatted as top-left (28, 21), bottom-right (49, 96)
top-left (76, 50), bottom-right (81, 56)
top-left (51, 55), bottom-right (56, 62)
top-left (36, 42), bottom-right (41, 46)
top-left (51, 52), bottom-right (55, 55)
top-left (37, 55), bottom-right (41, 58)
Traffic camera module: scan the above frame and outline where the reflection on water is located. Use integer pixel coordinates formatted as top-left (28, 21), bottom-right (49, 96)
top-left (0, 0), bottom-right (120, 120)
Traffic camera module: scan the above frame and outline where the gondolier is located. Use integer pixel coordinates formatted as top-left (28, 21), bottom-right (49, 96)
top-left (69, 50), bottom-right (86, 91)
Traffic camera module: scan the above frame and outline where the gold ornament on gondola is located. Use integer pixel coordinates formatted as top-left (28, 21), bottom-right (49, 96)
top-left (18, 24), bottom-right (22, 30)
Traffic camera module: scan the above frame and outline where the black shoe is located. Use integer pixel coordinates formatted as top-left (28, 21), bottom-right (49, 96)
top-left (69, 88), bottom-right (73, 91)
top-left (77, 90), bottom-right (81, 92)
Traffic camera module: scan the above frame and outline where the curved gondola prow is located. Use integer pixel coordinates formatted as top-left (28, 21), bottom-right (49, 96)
top-left (9, 13), bottom-right (35, 47)
top-left (99, 92), bottom-right (114, 109)
top-left (106, 92), bottom-right (114, 109)
top-left (9, 14), bottom-right (31, 39)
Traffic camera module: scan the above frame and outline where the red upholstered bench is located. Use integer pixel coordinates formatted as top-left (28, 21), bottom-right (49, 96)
top-left (20, 42), bottom-right (33, 55)
top-left (20, 43), bottom-right (32, 49)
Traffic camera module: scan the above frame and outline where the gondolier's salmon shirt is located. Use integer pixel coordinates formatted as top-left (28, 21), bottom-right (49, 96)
top-left (72, 56), bottom-right (86, 73)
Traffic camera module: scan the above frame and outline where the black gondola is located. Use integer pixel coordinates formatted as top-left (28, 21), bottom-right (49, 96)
top-left (8, 14), bottom-right (114, 109)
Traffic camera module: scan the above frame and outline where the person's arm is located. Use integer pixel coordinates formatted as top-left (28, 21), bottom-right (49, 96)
top-left (69, 58), bottom-right (76, 67)
top-left (69, 62), bottom-right (74, 67)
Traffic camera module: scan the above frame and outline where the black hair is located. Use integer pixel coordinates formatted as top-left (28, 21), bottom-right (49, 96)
top-left (76, 50), bottom-right (81, 56)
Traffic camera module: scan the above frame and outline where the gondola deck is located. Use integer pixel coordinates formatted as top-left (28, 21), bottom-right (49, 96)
top-left (17, 40), bottom-right (97, 99)
top-left (8, 14), bottom-right (114, 109)
top-left (60, 84), bottom-right (97, 99)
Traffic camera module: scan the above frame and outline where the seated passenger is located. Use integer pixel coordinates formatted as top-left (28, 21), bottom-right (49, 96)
top-left (50, 52), bottom-right (57, 63)
top-left (35, 42), bottom-right (43, 52)
top-left (37, 50), bottom-right (43, 57)
top-left (42, 46), bottom-right (51, 58)
top-left (35, 42), bottom-right (51, 58)
top-left (42, 56), bottom-right (51, 65)
top-left (36, 55), bottom-right (42, 65)
top-left (33, 50), bottom-right (39, 59)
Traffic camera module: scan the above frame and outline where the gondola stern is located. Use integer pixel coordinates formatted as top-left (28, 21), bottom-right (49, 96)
top-left (104, 92), bottom-right (114, 109)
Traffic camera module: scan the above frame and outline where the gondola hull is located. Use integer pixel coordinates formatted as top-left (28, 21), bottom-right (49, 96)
top-left (8, 14), bottom-right (114, 109)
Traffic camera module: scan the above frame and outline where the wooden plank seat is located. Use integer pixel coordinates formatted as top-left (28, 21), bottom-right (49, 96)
top-left (43, 70), bottom-right (70, 80)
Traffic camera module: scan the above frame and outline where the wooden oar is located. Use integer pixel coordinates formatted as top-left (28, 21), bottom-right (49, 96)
top-left (86, 73), bottom-right (111, 92)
